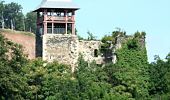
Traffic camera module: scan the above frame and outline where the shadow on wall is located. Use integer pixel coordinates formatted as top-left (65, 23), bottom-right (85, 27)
top-left (36, 34), bottom-right (42, 57)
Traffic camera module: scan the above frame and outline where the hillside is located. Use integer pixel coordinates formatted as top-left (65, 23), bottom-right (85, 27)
top-left (0, 29), bottom-right (35, 59)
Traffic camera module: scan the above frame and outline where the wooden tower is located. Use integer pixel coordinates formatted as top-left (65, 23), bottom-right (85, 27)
top-left (33, 0), bottom-right (79, 35)
top-left (33, 0), bottom-right (79, 58)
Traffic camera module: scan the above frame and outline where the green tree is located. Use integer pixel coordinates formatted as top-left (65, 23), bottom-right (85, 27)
top-left (15, 12), bottom-right (25, 31)
top-left (0, 1), bottom-right (5, 29)
top-left (149, 54), bottom-right (170, 99)
top-left (75, 56), bottom-right (112, 100)
top-left (0, 33), bottom-right (28, 99)
top-left (100, 29), bottom-right (126, 63)
top-left (22, 58), bottom-right (46, 99)
top-left (42, 62), bottom-right (80, 100)
top-left (25, 12), bottom-right (37, 33)
top-left (107, 32), bottom-right (150, 99)
top-left (3, 2), bottom-right (23, 30)
top-left (149, 56), bottom-right (168, 94)
top-left (87, 31), bottom-right (96, 40)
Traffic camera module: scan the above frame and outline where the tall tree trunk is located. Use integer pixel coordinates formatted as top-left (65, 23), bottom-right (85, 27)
top-left (1, 12), bottom-right (4, 29)
top-left (30, 27), bottom-right (32, 32)
top-left (23, 17), bottom-right (25, 31)
top-left (11, 19), bottom-right (14, 30)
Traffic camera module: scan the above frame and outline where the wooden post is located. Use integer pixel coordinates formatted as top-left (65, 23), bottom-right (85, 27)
top-left (72, 11), bottom-right (75, 35)
top-left (72, 23), bottom-right (75, 35)
top-left (52, 10), bottom-right (54, 34)
top-left (52, 23), bottom-right (54, 34)
top-left (43, 22), bottom-right (47, 34)
top-left (36, 23), bottom-right (38, 33)
top-left (43, 9), bottom-right (47, 34)
top-left (65, 10), bottom-right (68, 34)
top-left (36, 12), bottom-right (40, 35)
top-left (72, 11), bottom-right (75, 21)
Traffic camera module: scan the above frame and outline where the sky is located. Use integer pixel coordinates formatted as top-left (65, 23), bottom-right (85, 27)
top-left (5, 0), bottom-right (170, 62)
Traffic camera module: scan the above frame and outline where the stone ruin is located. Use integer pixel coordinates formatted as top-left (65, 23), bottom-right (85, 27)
top-left (33, 0), bottom-right (145, 71)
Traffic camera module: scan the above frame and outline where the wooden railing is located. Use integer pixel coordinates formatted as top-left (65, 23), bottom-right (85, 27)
top-left (44, 16), bottom-right (74, 22)
top-left (38, 16), bottom-right (74, 23)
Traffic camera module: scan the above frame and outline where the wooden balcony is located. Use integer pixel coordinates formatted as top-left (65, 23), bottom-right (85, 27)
top-left (38, 16), bottom-right (75, 24)
top-left (43, 16), bottom-right (74, 22)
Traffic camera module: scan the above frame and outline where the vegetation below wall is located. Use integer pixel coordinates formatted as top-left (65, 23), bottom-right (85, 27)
top-left (0, 1), bottom-right (169, 99)
top-left (0, 30), bottom-right (170, 99)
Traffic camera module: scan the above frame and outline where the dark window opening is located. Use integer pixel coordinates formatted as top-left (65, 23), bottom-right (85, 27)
top-left (94, 49), bottom-right (98, 57)
top-left (67, 24), bottom-right (72, 34)
top-left (54, 23), bottom-right (65, 34)
top-left (47, 23), bottom-right (52, 33)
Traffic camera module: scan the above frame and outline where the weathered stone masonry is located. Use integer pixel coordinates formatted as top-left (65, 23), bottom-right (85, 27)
top-left (43, 34), bottom-right (103, 68)
top-left (79, 40), bottom-right (103, 64)
top-left (43, 34), bottom-right (79, 70)
top-left (33, 0), bottom-right (118, 70)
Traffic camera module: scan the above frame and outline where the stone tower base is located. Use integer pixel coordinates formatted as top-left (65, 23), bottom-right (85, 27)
top-left (43, 34), bottom-right (79, 71)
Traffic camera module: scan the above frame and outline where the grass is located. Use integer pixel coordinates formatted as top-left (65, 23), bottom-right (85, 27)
top-left (0, 29), bottom-right (35, 37)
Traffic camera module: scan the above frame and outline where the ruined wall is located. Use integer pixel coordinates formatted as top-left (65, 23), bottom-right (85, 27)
top-left (43, 35), bottom-right (104, 68)
top-left (43, 34), bottom-right (79, 71)
top-left (79, 40), bottom-right (103, 64)
top-left (42, 35), bottom-right (130, 67)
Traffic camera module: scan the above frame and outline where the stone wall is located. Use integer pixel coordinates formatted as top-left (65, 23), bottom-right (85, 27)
top-left (42, 35), bottom-right (130, 68)
top-left (1, 30), bottom-right (36, 59)
top-left (43, 34), bottom-right (79, 71)
top-left (79, 40), bottom-right (103, 64)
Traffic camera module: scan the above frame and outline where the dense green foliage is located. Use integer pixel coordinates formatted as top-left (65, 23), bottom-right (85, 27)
top-left (100, 29), bottom-right (126, 62)
top-left (25, 12), bottom-right (37, 33)
top-left (0, 1), bottom-right (169, 98)
top-left (0, 33), bottom-right (28, 99)
top-left (0, 1), bottom-right (36, 33)
top-left (149, 55), bottom-right (170, 99)
top-left (1, 29), bottom-right (170, 99)
top-left (114, 35), bottom-right (149, 99)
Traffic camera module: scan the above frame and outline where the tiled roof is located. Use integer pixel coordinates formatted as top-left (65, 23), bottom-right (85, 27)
top-left (33, 0), bottom-right (79, 11)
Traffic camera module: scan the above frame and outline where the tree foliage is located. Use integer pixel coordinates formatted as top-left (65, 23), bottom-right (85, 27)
top-left (0, 2), bottom-right (170, 98)
top-left (100, 29), bottom-right (126, 63)
top-left (0, 1), bottom-right (36, 33)
top-left (149, 55), bottom-right (170, 99)
top-left (25, 12), bottom-right (37, 33)
top-left (87, 31), bottom-right (96, 40)
top-left (0, 33), bottom-right (28, 99)
top-left (3, 2), bottom-right (23, 30)
top-left (1, 29), bottom-right (170, 99)
top-left (114, 36), bottom-right (149, 99)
